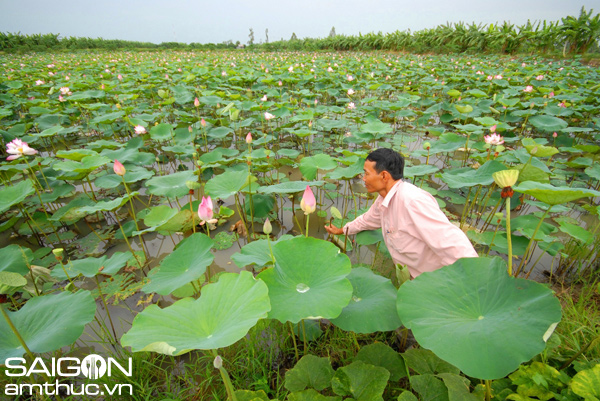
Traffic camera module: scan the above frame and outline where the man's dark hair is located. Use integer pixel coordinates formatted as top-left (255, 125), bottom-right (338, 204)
top-left (366, 148), bottom-right (404, 180)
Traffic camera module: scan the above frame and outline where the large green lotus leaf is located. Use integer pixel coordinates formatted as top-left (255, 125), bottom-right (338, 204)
top-left (156, 209), bottom-right (196, 234)
top-left (68, 90), bottom-right (105, 101)
top-left (150, 123), bottom-right (174, 142)
top-left (56, 149), bottom-right (99, 161)
top-left (569, 364), bottom-right (600, 400)
top-left (529, 115), bottom-right (568, 132)
top-left (558, 221), bottom-right (592, 245)
top-left (94, 167), bottom-right (154, 189)
top-left (0, 271), bottom-right (27, 295)
top-left (299, 154), bottom-right (338, 180)
top-left (513, 181), bottom-right (600, 206)
top-left (121, 271), bottom-right (270, 355)
top-left (514, 163), bottom-right (550, 183)
top-left (52, 251), bottom-right (132, 279)
top-left (360, 119), bottom-right (393, 135)
top-left (509, 214), bottom-right (557, 241)
top-left (466, 231), bottom-right (529, 256)
top-left (404, 164), bottom-right (440, 178)
top-left (75, 192), bottom-right (138, 213)
top-left (521, 138), bottom-right (559, 158)
top-left (48, 195), bottom-right (95, 223)
top-left (284, 355), bottom-right (335, 392)
top-left (90, 111), bottom-right (125, 124)
top-left (584, 164), bottom-right (600, 181)
top-left (0, 180), bottom-right (35, 213)
top-left (331, 267), bottom-right (401, 333)
top-left (440, 160), bottom-right (505, 188)
top-left (327, 159), bottom-right (365, 180)
top-left (316, 118), bottom-right (349, 131)
top-left (53, 155), bottom-right (111, 174)
top-left (0, 291), bottom-right (96, 360)
top-left (331, 360), bottom-right (390, 401)
top-left (258, 181), bottom-right (325, 195)
top-left (205, 169), bottom-right (252, 199)
top-left (397, 257), bottom-right (562, 380)
top-left (231, 235), bottom-right (294, 269)
top-left (355, 229), bottom-right (384, 246)
top-left (354, 342), bottom-right (406, 381)
top-left (208, 126), bottom-right (234, 139)
top-left (145, 170), bottom-right (196, 198)
top-left (142, 233), bottom-right (214, 295)
top-left (257, 237), bottom-right (352, 323)
top-left (100, 147), bottom-right (155, 166)
top-left (0, 245), bottom-right (34, 275)
top-left (142, 205), bottom-right (179, 228)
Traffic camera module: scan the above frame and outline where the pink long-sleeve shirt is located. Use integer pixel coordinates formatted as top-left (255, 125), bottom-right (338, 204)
top-left (343, 179), bottom-right (478, 277)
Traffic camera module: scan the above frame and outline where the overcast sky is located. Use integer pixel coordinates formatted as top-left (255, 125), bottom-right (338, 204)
top-left (0, 0), bottom-right (597, 45)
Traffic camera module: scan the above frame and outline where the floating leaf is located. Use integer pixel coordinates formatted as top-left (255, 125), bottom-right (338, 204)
top-left (145, 170), bottom-right (196, 198)
top-left (0, 291), bottom-right (96, 360)
top-left (143, 233), bottom-right (214, 295)
top-left (397, 257), bottom-right (562, 379)
top-left (257, 237), bottom-right (352, 323)
top-left (121, 271), bottom-right (270, 355)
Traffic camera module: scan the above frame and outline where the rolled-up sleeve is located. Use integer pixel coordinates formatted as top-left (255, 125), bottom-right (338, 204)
top-left (343, 199), bottom-right (382, 235)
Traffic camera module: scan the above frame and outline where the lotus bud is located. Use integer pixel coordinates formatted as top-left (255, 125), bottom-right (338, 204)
top-left (194, 97), bottom-right (200, 107)
top-left (530, 146), bottom-right (538, 155)
top-left (300, 186), bottom-right (316, 215)
top-left (52, 248), bottom-right (64, 261)
top-left (198, 196), bottom-right (214, 222)
top-left (113, 160), bottom-right (126, 176)
top-left (213, 355), bottom-right (223, 369)
top-left (200, 118), bottom-right (206, 128)
top-left (246, 132), bottom-right (252, 144)
top-left (263, 218), bottom-right (272, 235)
top-left (552, 132), bottom-right (558, 138)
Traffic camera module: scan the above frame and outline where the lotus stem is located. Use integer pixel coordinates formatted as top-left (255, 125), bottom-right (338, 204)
top-left (112, 211), bottom-right (144, 269)
top-left (485, 379), bottom-right (492, 401)
top-left (94, 275), bottom-right (118, 345)
top-left (211, 351), bottom-right (238, 401)
top-left (288, 321), bottom-right (300, 361)
top-left (506, 197), bottom-right (514, 276)
top-left (459, 186), bottom-right (473, 229)
top-left (122, 178), bottom-right (149, 259)
top-left (190, 194), bottom-right (196, 234)
top-left (305, 214), bottom-right (310, 238)
top-left (301, 319), bottom-right (308, 354)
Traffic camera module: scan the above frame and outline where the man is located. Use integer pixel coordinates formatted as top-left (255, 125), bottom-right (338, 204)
top-left (324, 148), bottom-right (477, 278)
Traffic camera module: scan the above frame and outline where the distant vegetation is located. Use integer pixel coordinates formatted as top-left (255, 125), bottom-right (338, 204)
top-left (1, 7), bottom-right (599, 55)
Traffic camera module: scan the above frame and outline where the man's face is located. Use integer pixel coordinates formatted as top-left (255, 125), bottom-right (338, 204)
top-left (362, 160), bottom-right (385, 193)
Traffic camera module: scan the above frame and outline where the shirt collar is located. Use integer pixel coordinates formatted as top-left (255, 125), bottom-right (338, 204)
top-left (381, 179), bottom-right (403, 208)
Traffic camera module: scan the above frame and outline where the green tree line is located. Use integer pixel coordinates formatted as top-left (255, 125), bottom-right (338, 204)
top-left (1, 7), bottom-right (598, 55)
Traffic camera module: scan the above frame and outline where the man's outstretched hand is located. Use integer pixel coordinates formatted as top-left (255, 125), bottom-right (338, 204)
top-left (324, 224), bottom-right (344, 236)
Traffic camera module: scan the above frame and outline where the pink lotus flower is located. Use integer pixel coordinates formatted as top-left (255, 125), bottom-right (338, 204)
top-left (484, 133), bottom-right (504, 146)
top-left (347, 88), bottom-right (355, 95)
top-left (113, 160), bottom-right (126, 176)
top-left (60, 87), bottom-right (69, 95)
top-left (117, 74), bottom-right (123, 81)
top-left (65, 76), bottom-right (70, 81)
top-left (221, 71), bottom-right (227, 76)
top-left (6, 138), bottom-right (38, 160)
top-left (300, 186), bottom-right (316, 215)
top-left (535, 75), bottom-right (544, 80)
top-left (35, 80), bottom-right (44, 85)
top-left (347, 75), bottom-right (354, 81)
top-left (264, 112), bottom-right (275, 120)
top-left (278, 80), bottom-right (283, 86)
top-left (288, 66), bottom-right (294, 73)
top-left (261, 95), bottom-right (267, 102)
top-left (198, 196), bottom-right (214, 223)
top-left (59, 95), bottom-right (66, 102)
top-left (200, 118), bottom-right (207, 128)
top-left (134, 125), bottom-right (146, 134)
top-left (327, 67), bottom-right (333, 72)
top-left (558, 101), bottom-right (566, 108)
top-left (523, 86), bottom-right (533, 93)
top-left (347, 102), bottom-right (356, 110)
top-left (246, 132), bottom-right (252, 144)
top-left (553, 132), bottom-right (558, 138)
top-left (194, 97), bottom-right (200, 107)
top-left (495, 75), bottom-right (503, 80)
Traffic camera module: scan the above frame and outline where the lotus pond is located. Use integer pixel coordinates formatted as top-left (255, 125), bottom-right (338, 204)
top-left (0, 50), bottom-right (599, 400)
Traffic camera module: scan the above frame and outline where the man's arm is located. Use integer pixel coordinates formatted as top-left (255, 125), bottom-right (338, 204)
top-left (324, 198), bottom-right (382, 236)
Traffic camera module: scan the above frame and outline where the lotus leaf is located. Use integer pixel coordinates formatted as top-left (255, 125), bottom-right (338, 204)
top-left (121, 271), bottom-right (270, 354)
top-left (257, 236), bottom-right (352, 323)
top-left (331, 267), bottom-right (402, 333)
top-left (142, 233), bottom-right (214, 295)
top-left (354, 342), bottom-right (406, 381)
top-left (331, 360), bottom-right (390, 401)
top-left (0, 291), bottom-right (96, 360)
top-left (205, 169), bottom-right (254, 199)
top-left (285, 355), bottom-right (335, 392)
top-left (145, 170), bottom-right (196, 198)
top-left (397, 256), bottom-right (562, 379)
top-left (0, 180), bottom-right (35, 213)
top-left (513, 181), bottom-right (600, 206)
